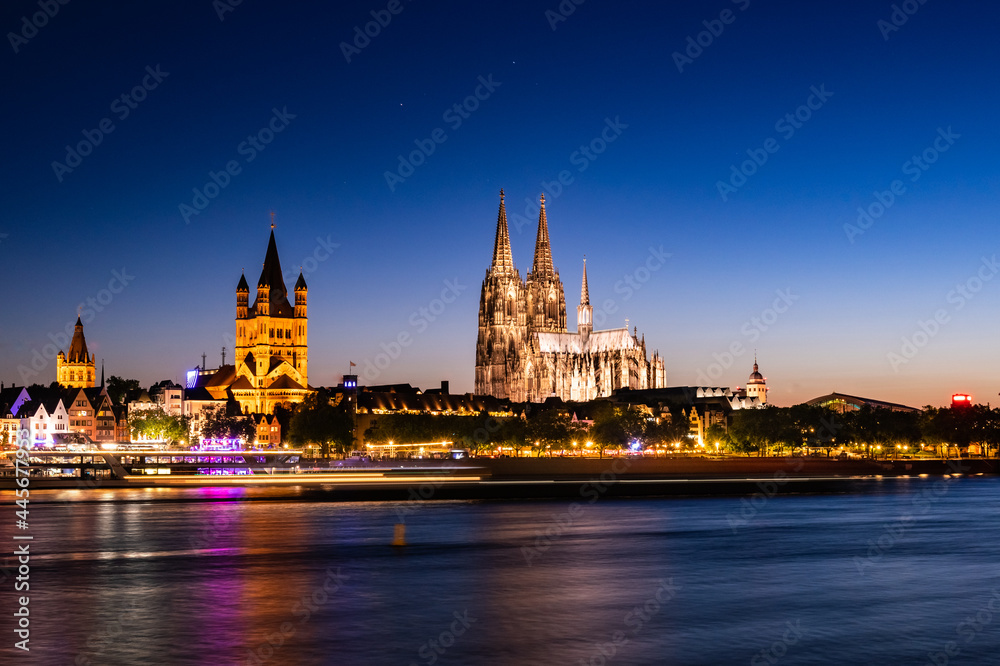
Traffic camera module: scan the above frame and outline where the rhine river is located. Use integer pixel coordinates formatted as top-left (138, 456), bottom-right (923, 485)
top-left (4, 476), bottom-right (1000, 665)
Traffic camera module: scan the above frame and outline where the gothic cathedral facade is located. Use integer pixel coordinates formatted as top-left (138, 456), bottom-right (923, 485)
top-left (475, 191), bottom-right (665, 402)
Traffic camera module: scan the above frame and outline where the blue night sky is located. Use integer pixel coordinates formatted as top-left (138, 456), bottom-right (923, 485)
top-left (1, 0), bottom-right (998, 407)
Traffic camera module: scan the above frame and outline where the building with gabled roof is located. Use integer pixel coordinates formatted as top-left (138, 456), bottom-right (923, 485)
top-left (64, 386), bottom-right (118, 442)
top-left (16, 394), bottom-right (68, 447)
top-left (475, 190), bottom-right (665, 402)
top-left (253, 413), bottom-right (281, 447)
top-left (1, 386), bottom-right (30, 447)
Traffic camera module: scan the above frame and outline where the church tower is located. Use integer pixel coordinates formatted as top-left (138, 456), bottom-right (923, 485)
top-left (577, 257), bottom-right (593, 344)
top-left (294, 271), bottom-right (308, 381)
top-left (56, 317), bottom-right (96, 388)
top-left (525, 194), bottom-right (567, 333)
top-left (475, 190), bottom-right (528, 401)
top-left (233, 223), bottom-right (310, 414)
top-left (746, 356), bottom-right (767, 404)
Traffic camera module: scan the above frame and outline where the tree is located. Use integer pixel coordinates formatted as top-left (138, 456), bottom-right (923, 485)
top-left (846, 405), bottom-right (921, 457)
top-left (729, 408), bottom-right (788, 457)
top-left (200, 404), bottom-right (256, 444)
top-left (590, 403), bottom-right (648, 456)
top-left (272, 404), bottom-right (293, 442)
top-left (645, 416), bottom-right (688, 454)
top-left (704, 423), bottom-right (732, 455)
top-left (288, 391), bottom-right (354, 457)
top-left (106, 376), bottom-right (141, 404)
top-left (129, 406), bottom-right (191, 445)
top-left (496, 417), bottom-right (528, 456)
top-left (525, 408), bottom-right (573, 456)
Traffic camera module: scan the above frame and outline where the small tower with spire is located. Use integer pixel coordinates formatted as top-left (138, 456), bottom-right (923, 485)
top-left (56, 316), bottom-right (96, 388)
top-left (294, 268), bottom-right (308, 379)
top-left (746, 355), bottom-right (767, 404)
top-left (577, 257), bottom-right (593, 343)
top-left (236, 271), bottom-right (249, 319)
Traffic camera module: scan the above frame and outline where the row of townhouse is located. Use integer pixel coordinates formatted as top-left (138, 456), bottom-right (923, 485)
top-left (0, 385), bottom-right (128, 447)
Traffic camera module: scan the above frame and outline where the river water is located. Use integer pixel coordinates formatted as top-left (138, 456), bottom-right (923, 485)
top-left (3, 476), bottom-right (1000, 665)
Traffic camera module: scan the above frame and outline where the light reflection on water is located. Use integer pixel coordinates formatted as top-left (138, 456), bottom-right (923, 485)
top-left (6, 477), bottom-right (1000, 665)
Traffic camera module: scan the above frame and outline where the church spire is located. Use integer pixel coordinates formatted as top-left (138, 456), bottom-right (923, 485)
top-left (577, 257), bottom-right (593, 340)
top-left (68, 317), bottom-right (89, 363)
top-left (490, 189), bottom-right (516, 275)
top-left (257, 228), bottom-right (285, 289)
top-left (251, 224), bottom-right (293, 317)
top-left (531, 194), bottom-right (555, 277)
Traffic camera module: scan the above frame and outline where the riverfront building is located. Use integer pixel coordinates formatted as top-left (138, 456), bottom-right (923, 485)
top-left (475, 191), bottom-right (666, 402)
top-left (200, 225), bottom-right (312, 414)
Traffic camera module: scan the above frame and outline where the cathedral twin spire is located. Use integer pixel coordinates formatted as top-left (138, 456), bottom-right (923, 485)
top-left (490, 189), bottom-right (517, 275)
top-left (531, 194), bottom-right (555, 278)
top-left (488, 189), bottom-right (595, 335)
top-left (489, 189), bottom-right (558, 281)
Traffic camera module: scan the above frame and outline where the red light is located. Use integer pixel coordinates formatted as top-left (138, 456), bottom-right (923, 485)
top-left (952, 394), bottom-right (972, 406)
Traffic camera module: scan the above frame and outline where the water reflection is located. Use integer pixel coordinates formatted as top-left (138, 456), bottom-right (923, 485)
top-left (10, 477), bottom-right (1000, 664)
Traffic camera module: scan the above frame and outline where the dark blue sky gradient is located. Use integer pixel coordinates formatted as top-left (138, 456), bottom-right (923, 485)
top-left (2, 0), bottom-right (998, 406)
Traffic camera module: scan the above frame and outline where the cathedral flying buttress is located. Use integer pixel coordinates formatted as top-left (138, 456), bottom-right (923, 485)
top-left (475, 190), bottom-right (665, 403)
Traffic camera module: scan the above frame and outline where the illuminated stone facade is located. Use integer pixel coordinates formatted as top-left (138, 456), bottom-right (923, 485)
top-left (475, 191), bottom-right (666, 402)
top-left (231, 227), bottom-right (311, 413)
top-left (56, 317), bottom-right (96, 388)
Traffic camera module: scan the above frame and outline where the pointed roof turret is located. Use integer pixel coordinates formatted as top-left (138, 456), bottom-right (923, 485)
top-left (257, 229), bottom-right (285, 289)
top-left (490, 189), bottom-right (516, 275)
top-left (252, 226), bottom-right (294, 317)
top-left (295, 271), bottom-right (307, 291)
top-left (531, 194), bottom-right (555, 278)
top-left (237, 271), bottom-right (249, 292)
top-left (580, 257), bottom-right (590, 306)
top-left (67, 317), bottom-right (90, 363)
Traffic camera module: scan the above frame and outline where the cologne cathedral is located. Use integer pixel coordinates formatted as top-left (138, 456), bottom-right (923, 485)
top-left (475, 190), bottom-right (666, 402)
